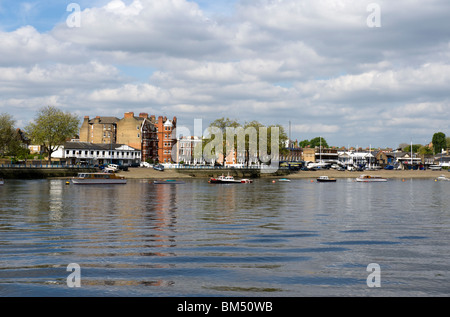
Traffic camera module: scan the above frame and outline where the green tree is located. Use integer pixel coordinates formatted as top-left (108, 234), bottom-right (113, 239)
top-left (299, 139), bottom-right (310, 148)
top-left (0, 113), bottom-right (22, 157)
top-left (25, 106), bottom-right (80, 163)
top-left (418, 145), bottom-right (433, 155)
top-left (202, 118), bottom-right (288, 166)
top-left (432, 132), bottom-right (446, 154)
top-left (309, 137), bottom-right (329, 148)
top-left (202, 117), bottom-right (241, 165)
top-left (243, 120), bottom-right (264, 166)
top-left (402, 144), bottom-right (422, 153)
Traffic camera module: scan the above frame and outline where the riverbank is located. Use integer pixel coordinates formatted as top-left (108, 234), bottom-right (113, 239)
top-left (287, 169), bottom-right (448, 179)
top-left (119, 167), bottom-right (448, 179)
top-left (0, 167), bottom-right (96, 179)
top-left (2, 166), bottom-right (444, 180)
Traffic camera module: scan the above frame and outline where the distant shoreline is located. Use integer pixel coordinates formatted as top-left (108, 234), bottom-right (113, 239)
top-left (1, 167), bottom-right (447, 180)
top-left (120, 167), bottom-right (449, 180)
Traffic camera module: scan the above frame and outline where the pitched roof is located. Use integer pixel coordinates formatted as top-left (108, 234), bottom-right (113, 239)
top-left (63, 142), bottom-right (138, 151)
top-left (89, 117), bottom-right (119, 124)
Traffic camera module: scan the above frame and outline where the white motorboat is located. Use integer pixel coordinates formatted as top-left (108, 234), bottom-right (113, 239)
top-left (209, 174), bottom-right (253, 184)
top-left (437, 175), bottom-right (450, 181)
top-left (72, 172), bottom-right (127, 185)
top-left (317, 176), bottom-right (336, 182)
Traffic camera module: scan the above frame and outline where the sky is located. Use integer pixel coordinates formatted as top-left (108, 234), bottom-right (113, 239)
top-left (0, 0), bottom-right (449, 149)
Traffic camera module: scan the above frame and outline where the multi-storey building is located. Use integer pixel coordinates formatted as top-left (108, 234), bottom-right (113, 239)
top-left (116, 112), bottom-right (158, 162)
top-left (79, 116), bottom-right (118, 145)
top-left (176, 136), bottom-right (203, 165)
top-left (155, 116), bottom-right (177, 163)
top-left (79, 112), bottom-right (158, 162)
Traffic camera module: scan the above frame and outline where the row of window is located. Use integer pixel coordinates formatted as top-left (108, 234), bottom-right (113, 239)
top-left (66, 150), bottom-right (140, 157)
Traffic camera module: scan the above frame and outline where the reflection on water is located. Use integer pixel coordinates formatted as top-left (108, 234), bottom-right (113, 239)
top-left (0, 178), bottom-right (450, 296)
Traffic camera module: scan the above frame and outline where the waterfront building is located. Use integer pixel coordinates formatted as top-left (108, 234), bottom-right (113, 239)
top-left (301, 147), bottom-right (339, 164)
top-left (54, 141), bottom-right (141, 166)
top-left (281, 144), bottom-right (302, 162)
top-left (116, 112), bottom-right (158, 163)
top-left (434, 150), bottom-right (450, 167)
top-left (79, 116), bottom-right (119, 145)
top-left (79, 112), bottom-right (159, 162)
top-left (302, 148), bottom-right (315, 162)
top-left (337, 150), bottom-right (376, 168)
top-left (155, 116), bottom-right (177, 164)
top-left (175, 136), bottom-right (203, 165)
top-left (316, 147), bottom-right (339, 164)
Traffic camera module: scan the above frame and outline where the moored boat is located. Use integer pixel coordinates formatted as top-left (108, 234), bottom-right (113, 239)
top-left (278, 178), bottom-right (291, 182)
top-left (356, 174), bottom-right (387, 182)
top-left (437, 175), bottom-right (450, 181)
top-left (0, 178), bottom-right (4, 185)
top-left (72, 172), bottom-right (127, 185)
top-left (153, 179), bottom-right (185, 184)
top-left (209, 174), bottom-right (253, 184)
top-left (317, 176), bottom-right (336, 182)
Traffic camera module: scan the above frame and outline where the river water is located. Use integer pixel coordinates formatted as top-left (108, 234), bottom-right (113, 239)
top-left (0, 177), bottom-right (449, 297)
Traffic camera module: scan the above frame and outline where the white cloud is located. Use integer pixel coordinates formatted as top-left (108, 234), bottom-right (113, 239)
top-left (1, 0), bottom-right (450, 148)
top-left (294, 124), bottom-right (341, 134)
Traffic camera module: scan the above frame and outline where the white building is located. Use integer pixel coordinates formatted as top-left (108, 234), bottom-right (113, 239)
top-left (53, 142), bottom-right (141, 166)
top-left (175, 136), bottom-right (204, 165)
top-left (338, 151), bottom-right (376, 169)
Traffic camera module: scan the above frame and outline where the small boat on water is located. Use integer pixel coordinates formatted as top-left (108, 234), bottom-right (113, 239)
top-left (0, 178), bottom-right (4, 185)
top-left (209, 174), bottom-right (253, 184)
top-left (72, 172), bottom-right (127, 185)
top-left (437, 175), bottom-right (450, 181)
top-left (153, 179), bottom-right (185, 184)
top-left (356, 174), bottom-right (387, 182)
top-left (317, 176), bottom-right (336, 182)
top-left (278, 178), bottom-right (291, 182)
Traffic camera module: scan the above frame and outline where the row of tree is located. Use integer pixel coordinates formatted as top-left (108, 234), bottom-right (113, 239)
top-left (201, 118), bottom-right (289, 165)
top-left (2, 108), bottom-right (448, 164)
top-left (0, 106), bottom-right (80, 162)
top-left (400, 132), bottom-right (449, 155)
top-left (298, 137), bottom-right (329, 149)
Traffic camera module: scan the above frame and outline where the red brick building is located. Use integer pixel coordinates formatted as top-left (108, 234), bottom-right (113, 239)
top-left (154, 116), bottom-right (177, 163)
